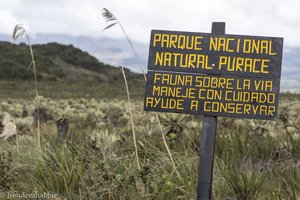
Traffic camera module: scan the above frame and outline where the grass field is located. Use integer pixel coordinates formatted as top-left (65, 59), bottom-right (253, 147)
top-left (0, 93), bottom-right (299, 199)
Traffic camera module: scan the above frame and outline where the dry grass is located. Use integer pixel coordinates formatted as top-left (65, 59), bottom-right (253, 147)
top-left (12, 24), bottom-right (41, 148)
top-left (101, 8), bottom-right (179, 176)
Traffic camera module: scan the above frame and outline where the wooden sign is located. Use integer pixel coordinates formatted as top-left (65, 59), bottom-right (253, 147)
top-left (144, 30), bottom-right (283, 120)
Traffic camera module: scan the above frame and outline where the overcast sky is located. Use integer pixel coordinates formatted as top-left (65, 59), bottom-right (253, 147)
top-left (0, 0), bottom-right (299, 47)
top-left (0, 0), bottom-right (300, 92)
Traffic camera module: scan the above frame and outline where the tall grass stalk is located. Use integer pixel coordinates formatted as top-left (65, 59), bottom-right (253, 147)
top-left (156, 114), bottom-right (181, 179)
top-left (16, 131), bottom-right (19, 159)
top-left (102, 8), bottom-right (146, 81)
top-left (121, 66), bottom-right (141, 170)
top-left (13, 25), bottom-right (41, 148)
top-left (101, 8), bottom-right (178, 174)
top-left (102, 8), bottom-right (143, 170)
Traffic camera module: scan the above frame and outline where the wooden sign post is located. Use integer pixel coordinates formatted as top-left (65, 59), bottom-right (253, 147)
top-left (144, 22), bottom-right (283, 199)
top-left (197, 22), bottom-right (224, 200)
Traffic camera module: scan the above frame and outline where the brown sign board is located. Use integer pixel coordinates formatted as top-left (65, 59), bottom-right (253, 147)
top-left (144, 30), bottom-right (283, 120)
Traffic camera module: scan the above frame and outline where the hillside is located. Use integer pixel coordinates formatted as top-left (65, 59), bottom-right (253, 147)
top-left (0, 41), bottom-right (145, 98)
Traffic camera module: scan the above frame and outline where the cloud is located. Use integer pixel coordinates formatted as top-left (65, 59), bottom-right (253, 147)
top-left (0, 0), bottom-right (299, 92)
top-left (280, 46), bottom-right (300, 92)
top-left (0, 10), bottom-right (20, 35)
top-left (0, 0), bottom-right (300, 46)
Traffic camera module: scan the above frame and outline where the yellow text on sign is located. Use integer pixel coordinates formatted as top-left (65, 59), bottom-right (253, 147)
top-left (153, 33), bottom-right (204, 50)
top-left (209, 37), bottom-right (277, 55)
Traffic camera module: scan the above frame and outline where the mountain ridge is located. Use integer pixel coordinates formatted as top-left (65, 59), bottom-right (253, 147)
top-left (0, 41), bottom-right (142, 82)
top-left (0, 41), bottom-right (145, 98)
top-left (0, 33), bottom-right (149, 73)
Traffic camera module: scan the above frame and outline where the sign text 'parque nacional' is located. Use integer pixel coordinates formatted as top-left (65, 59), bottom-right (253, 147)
top-left (144, 30), bottom-right (283, 119)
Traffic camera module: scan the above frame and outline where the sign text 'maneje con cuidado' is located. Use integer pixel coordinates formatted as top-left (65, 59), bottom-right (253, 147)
top-left (144, 30), bottom-right (283, 119)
